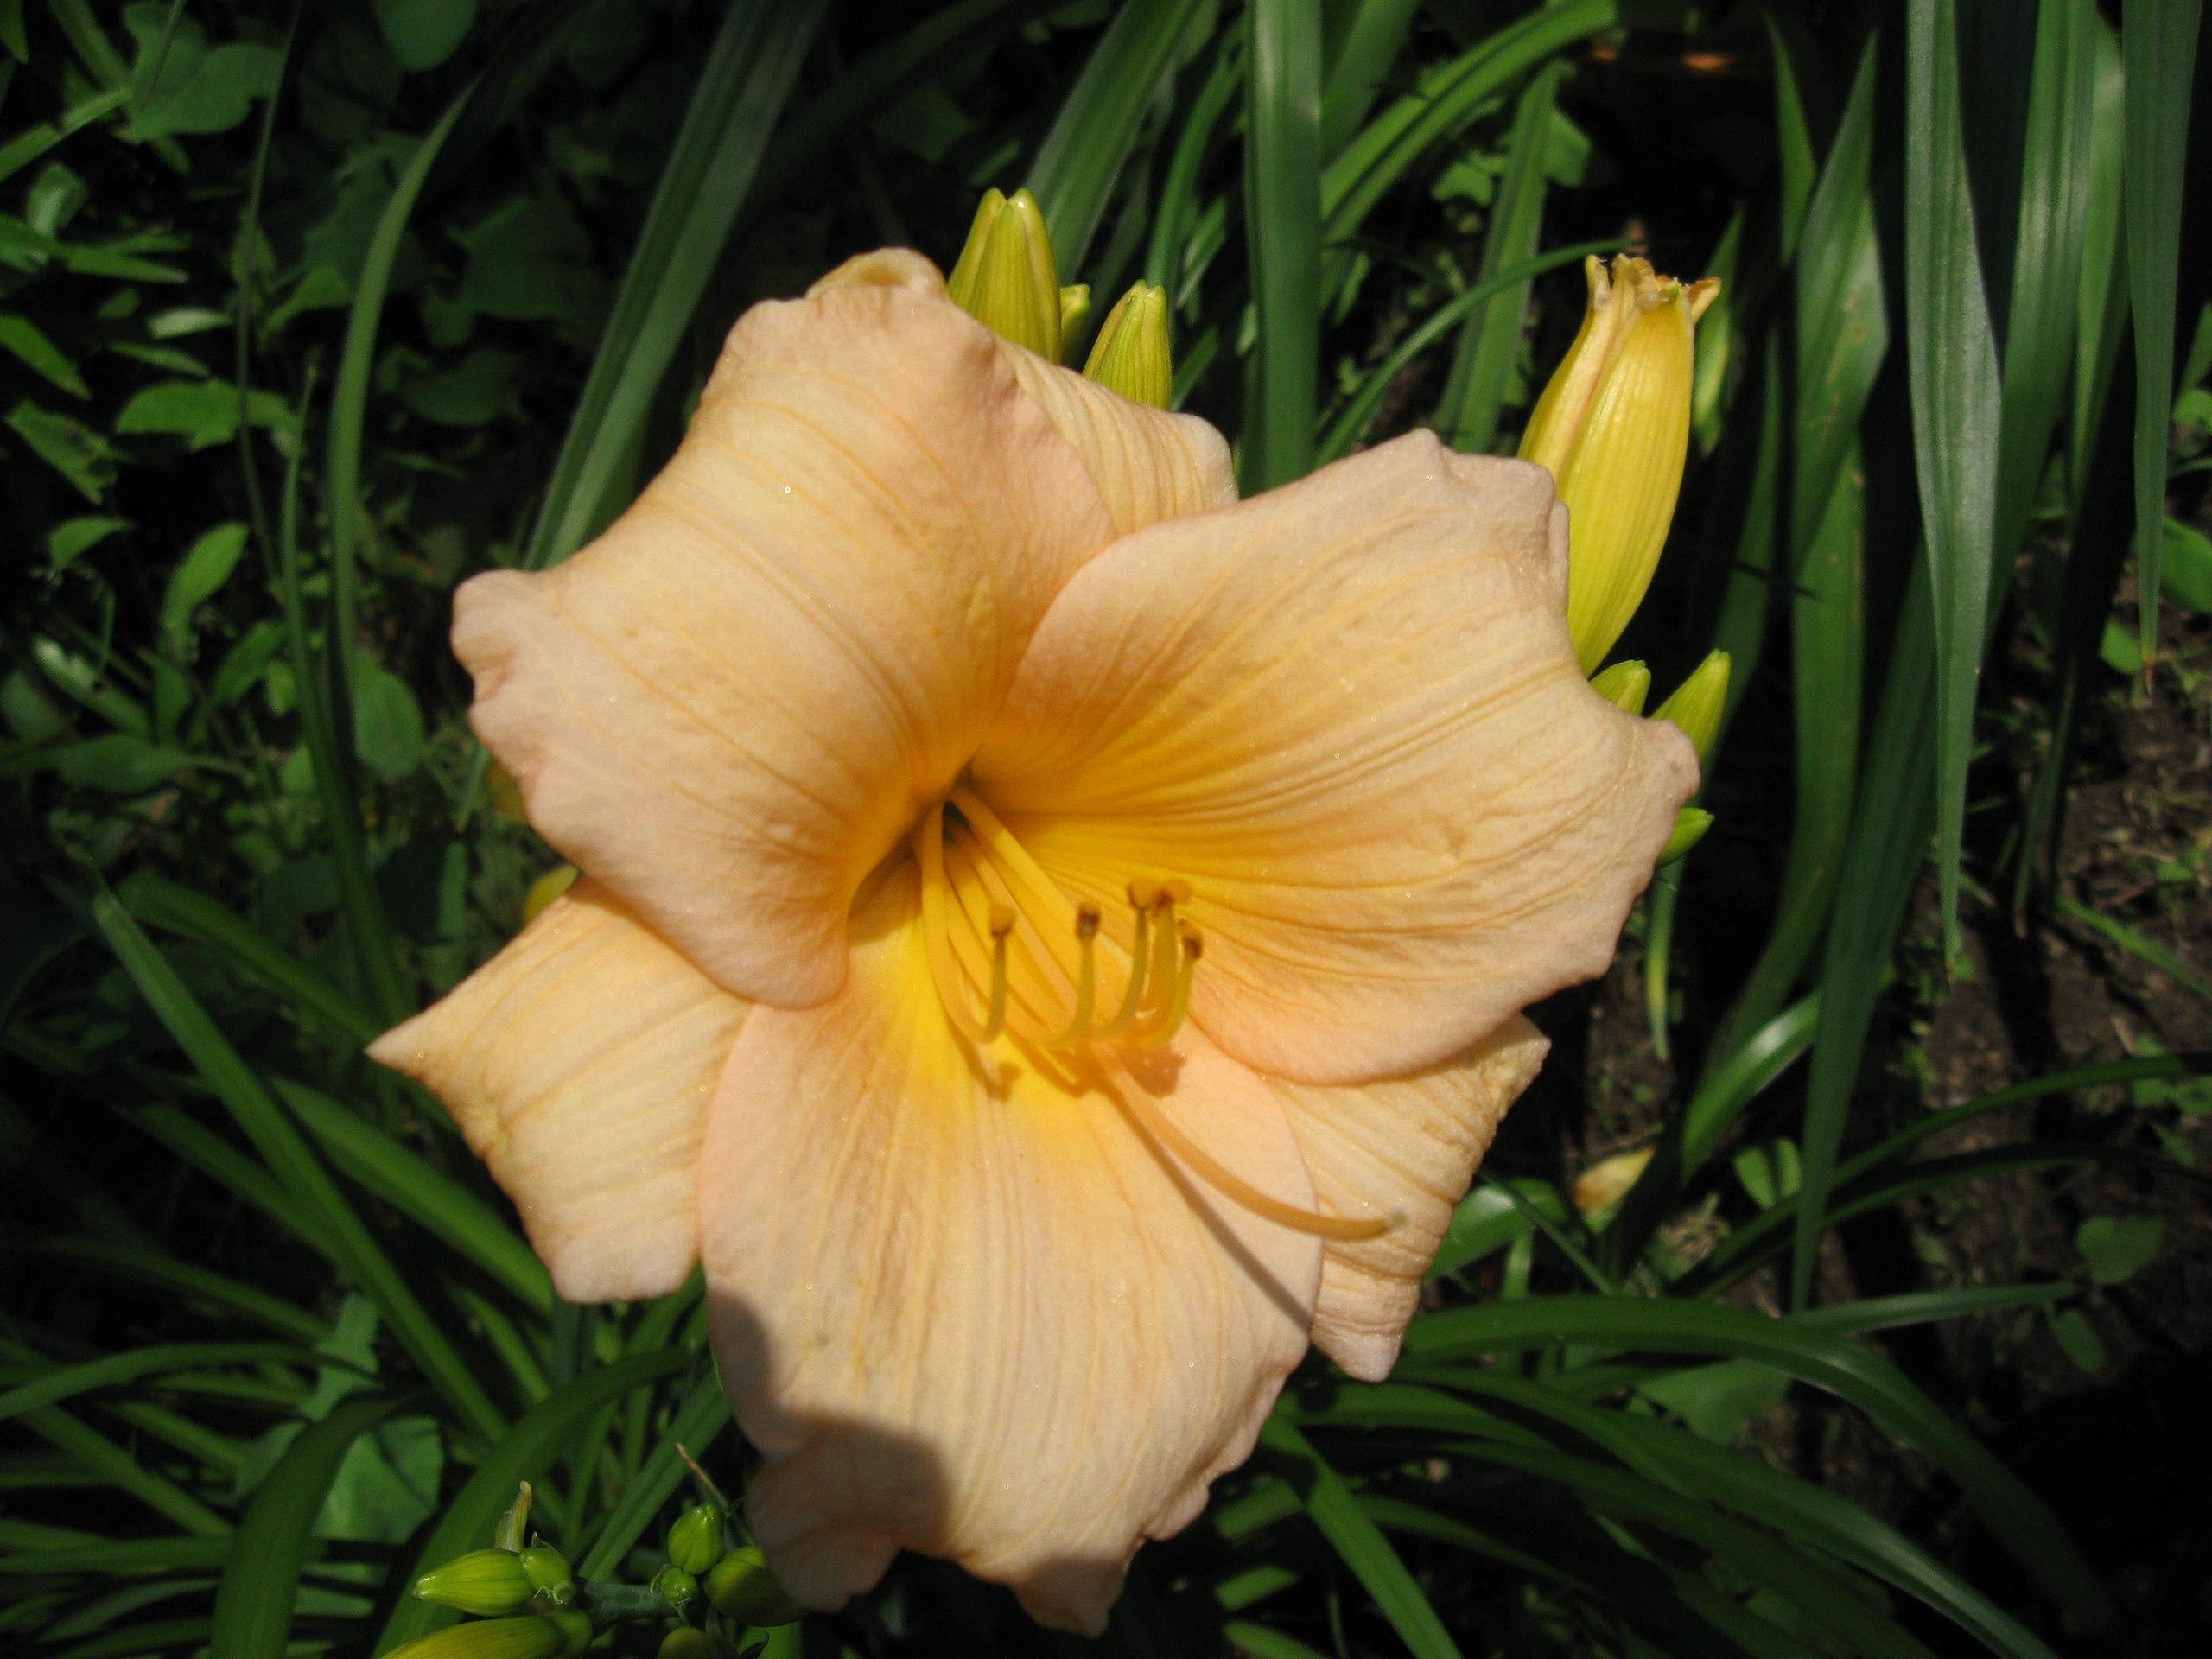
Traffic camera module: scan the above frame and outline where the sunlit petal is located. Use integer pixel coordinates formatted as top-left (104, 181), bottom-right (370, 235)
top-left (700, 869), bottom-right (1319, 1634)
top-left (1269, 1017), bottom-right (1549, 1379)
top-left (366, 881), bottom-right (748, 1302)
top-left (455, 272), bottom-right (1116, 1009)
top-left (975, 431), bottom-right (1696, 1084)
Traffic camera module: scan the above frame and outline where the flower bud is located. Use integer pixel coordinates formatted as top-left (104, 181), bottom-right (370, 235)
top-left (652, 1562), bottom-right (698, 1616)
top-left (665, 1503), bottom-right (724, 1577)
top-left (412, 1548), bottom-right (535, 1617)
top-left (492, 1481), bottom-right (532, 1553)
top-left (1521, 256), bottom-right (1720, 672)
top-left (1651, 649), bottom-right (1729, 766)
top-left (1082, 282), bottom-right (1173, 408)
top-left (486, 761), bottom-right (529, 824)
top-left (659, 1631), bottom-right (722, 1659)
top-left (1660, 807), bottom-right (1713, 864)
top-left (704, 1545), bottom-right (801, 1627)
top-left (946, 187), bottom-right (1063, 359)
top-left (1587, 660), bottom-right (1650, 716)
top-left (1059, 284), bottom-right (1091, 348)
top-left (383, 1611), bottom-right (591, 1659)
top-left (1572, 1147), bottom-right (1655, 1215)
top-left (518, 1543), bottom-right (573, 1608)
top-left (523, 864), bottom-right (579, 925)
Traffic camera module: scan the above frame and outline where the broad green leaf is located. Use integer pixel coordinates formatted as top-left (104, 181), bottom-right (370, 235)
top-left (2075, 1214), bottom-right (2164, 1285)
top-left (348, 660), bottom-right (427, 781)
top-left (122, 3), bottom-right (280, 140)
top-left (375, 0), bottom-right (477, 73)
top-left (0, 312), bottom-right (88, 397)
top-left (1243, 0), bottom-right (1323, 491)
top-left (159, 523), bottom-right (249, 642)
top-left (7, 399), bottom-right (118, 500)
top-left (48, 514), bottom-right (130, 570)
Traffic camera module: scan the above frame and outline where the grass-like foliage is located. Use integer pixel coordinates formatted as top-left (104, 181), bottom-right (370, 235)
top-left (3, 3), bottom-right (2209, 1656)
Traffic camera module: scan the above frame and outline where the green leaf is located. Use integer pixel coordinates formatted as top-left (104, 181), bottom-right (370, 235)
top-left (375, 0), bottom-right (477, 73)
top-left (48, 515), bottom-right (130, 570)
top-left (1637, 1359), bottom-right (1792, 1444)
top-left (0, 312), bottom-right (88, 397)
top-left (1261, 1418), bottom-right (1461, 1659)
top-left (1904, 0), bottom-right (2003, 963)
top-left (349, 660), bottom-right (426, 781)
top-left (399, 346), bottom-right (520, 427)
top-left (7, 399), bottom-right (118, 500)
top-left (211, 1393), bottom-right (409, 1659)
top-left (160, 523), bottom-right (249, 642)
top-left (114, 379), bottom-right (288, 448)
top-left (28, 734), bottom-right (193, 793)
top-left (1028, 0), bottom-right (1204, 275)
top-left (2075, 1214), bottom-right (2164, 1285)
top-left (122, 3), bottom-right (280, 140)
top-left (2163, 516), bottom-right (2212, 611)
top-left (2122, 0), bottom-right (2203, 658)
top-left (1243, 0), bottom-right (1322, 492)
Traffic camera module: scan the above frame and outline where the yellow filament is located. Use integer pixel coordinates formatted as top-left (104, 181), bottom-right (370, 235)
top-left (941, 832), bottom-right (1058, 1045)
top-left (1132, 925), bottom-right (1200, 1048)
top-left (1092, 883), bottom-right (1159, 1039)
top-left (1106, 1071), bottom-right (1392, 1241)
top-left (1049, 906), bottom-right (1103, 1045)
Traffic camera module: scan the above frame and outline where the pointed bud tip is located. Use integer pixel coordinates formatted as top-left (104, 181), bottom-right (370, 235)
top-left (948, 185), bottom-right (1064, 359)
top-left (1083, 281), bottom-right (1173, 408)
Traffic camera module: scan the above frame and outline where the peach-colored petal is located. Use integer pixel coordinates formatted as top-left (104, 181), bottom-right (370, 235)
top-left (997, 347), bottom-right (1235, 534)
top-left (1270, 1017), bottom-right (1549, 1379)
top-left (700, 868), bottom-right (1319, 1634)
top-left (365, 881), bottom-right (747, 1302)
top-left (972, 430), bottom-right (1697, 1086)
top-left (454, 275), bottom-right (1116, 1009)
top-left (818, 245), bottom-right (1236, 534)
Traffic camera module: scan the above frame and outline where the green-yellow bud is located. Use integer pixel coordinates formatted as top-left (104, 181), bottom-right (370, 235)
top-left (658, 1631), bottom-right (721, 1659)
top-left (1660, 807), bottom-right (1713, 863)
top-left (1587, 660), bottom-right (1650, 715)
top-left (492, 1481), bottom-right (532, 1553)
top-left (518, 1544), bottom-right (573, 1608)
top-left (1082, 282), bottom-right (1173, 408)
top-left (412, 1548), bottom-right (535, 1617)
top-left (522, 863), bottom-right (579, 925)
top-left (652, 1562), bottom-right (698, 1615)
top-left (704, 1545), bottom-right (801, 1628)
top-left (1521, 256), bottom-right (1721, 672)
top-left (382, 1611), bottom-right (591, 1659)
top-left (665, 1503), bottom-right (724, 1577)
top-left (1651, 648), bottom-right (1729, 766)
top-left (1058, 284), bottom-right (1091, 349)
top-left (946, 187), bottom-right (1063, 359)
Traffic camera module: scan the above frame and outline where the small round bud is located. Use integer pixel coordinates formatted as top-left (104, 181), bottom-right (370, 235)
top-left (665, 1503), bottom-right (725, 1576)
top-left (652, 1563), bottom-right (699, 1615)
top-left (658, 1630), bottom-right (721, 1659)
top-left (411, 1547), bottom-right (535, 1616)
top-left (704, 1545), bottom-right (801, 1628)
top-left (518, 1543), bottom-right (573, 1608)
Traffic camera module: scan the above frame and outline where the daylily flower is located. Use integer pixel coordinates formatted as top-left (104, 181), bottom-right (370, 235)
top-left (369, 246), bottom-right (1694, 1632)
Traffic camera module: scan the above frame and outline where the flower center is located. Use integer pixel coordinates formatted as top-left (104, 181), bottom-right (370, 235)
top-left (911, 784), bottom-right (1390, 1243)
top-left (913, 785), bottom-right (1198, 1055)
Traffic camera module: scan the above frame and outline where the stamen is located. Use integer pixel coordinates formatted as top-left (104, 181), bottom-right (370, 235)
top-left (1092, 882), bottom-right (1157, 1039)
top-left (1132, 924), bottom-right (1200, 1048)
top-left (1107, 1072), bottom-right (1392, 1241)
top-left (1049, 905), bottom-right (1103, 1045)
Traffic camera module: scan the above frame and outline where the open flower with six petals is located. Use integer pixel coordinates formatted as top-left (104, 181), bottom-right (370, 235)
top-left (368, 246), bottom-right (1696, 1633)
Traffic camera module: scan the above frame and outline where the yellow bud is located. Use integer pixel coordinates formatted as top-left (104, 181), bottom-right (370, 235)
top-left (705, 1545), bottom-right (801, 1627)
top-left (1587, 660), bottom-right (1650, 715)
top-left (1082, 282), bottom-right (1173, 408)
top-left (1572, 1147), bottom-right (1655, 1215)
top-left (1059, 283), bottom-right (1091, 346)
top-left (1651, 649), bottom-right (1730, 766)
top-left (945, 187), bottom-right (1062, 359)
top-left (1521, 256), bottom-right (1720, 672)
top-left (523, 864), bottom-right (578, 925)
top-left (1660, 806), bottom-right (1713, 863)
top-left (383, 1611), bottom-right (591, 1659)
top-left (412, 1548), bottom-right (535, 1617)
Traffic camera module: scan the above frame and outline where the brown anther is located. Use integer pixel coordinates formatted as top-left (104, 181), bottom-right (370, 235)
top-left (1179, 923), bottom-right (1203, 960)
top-left (1126, 879), bottom-right (1160, 909)
top-left (1158, 878), bottom-right (1192, 906)
top-left (988, 902), bottom-right (1016, 938)
top-left (1075, 904), bottom-right (1102, 939)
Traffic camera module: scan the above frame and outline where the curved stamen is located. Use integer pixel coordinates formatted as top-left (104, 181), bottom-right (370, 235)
top-left (1107, 1071), bottom-right (1393, 1240)
top-left (1049, 905), bottom-right (1103, 1045)
top-left (1132, 925), bottom-right (1200, 1048)
top-left (1091, 882), bottom-right (1158, 1039)
top-left (915, 804), bottom-right (1002, 1045)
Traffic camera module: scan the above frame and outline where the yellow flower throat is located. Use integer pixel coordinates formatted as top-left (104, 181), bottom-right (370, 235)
top-left (911, 785), bottom-right (1388, 1243)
